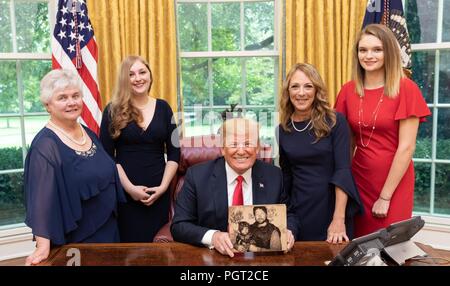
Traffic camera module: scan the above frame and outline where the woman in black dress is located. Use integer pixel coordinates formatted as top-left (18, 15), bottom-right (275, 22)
top-left (100, 55), bottom-right (180, 242)
top-left (25, 69), bottom-right (125, 265)
top-left (278, 63), bottom-right (363, 243)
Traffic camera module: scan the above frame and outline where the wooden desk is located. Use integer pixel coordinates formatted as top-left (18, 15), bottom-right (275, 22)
top-left (39, 242), bottom-right (450, 266)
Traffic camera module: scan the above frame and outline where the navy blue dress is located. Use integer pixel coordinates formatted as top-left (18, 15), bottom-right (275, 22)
top-left (100, 99), bottom-right (180, 242)
top-left (24, 126), bottom-right (126, 246)
top-left (278, 112), bottom-right (363, 241)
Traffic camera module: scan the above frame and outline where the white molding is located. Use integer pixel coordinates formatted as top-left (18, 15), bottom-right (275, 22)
top-left (0, 225), bottom-right (32, 240)
top-left (413, 158), bottom-right (450, 164)
top-left (0, 169), bottom-right (23, 175)
top-left (410, 215), bottom-right (450, 251)
top-left (0, 53), bottom-right (52, 60)
top-left (0, 226), bottom-right (34, 261)
top-left (411, 43), bottom-right (450, 51)
top-left (421, 215), bottom-right (450, 231)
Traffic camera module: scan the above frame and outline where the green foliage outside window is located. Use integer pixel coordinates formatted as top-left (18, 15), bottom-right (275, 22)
top-left (0, 147), bottom-right (24, 226)
top-left (0, 0), bottom-right (50, 227)
top-left (177, 1), bottom-right (276, 110)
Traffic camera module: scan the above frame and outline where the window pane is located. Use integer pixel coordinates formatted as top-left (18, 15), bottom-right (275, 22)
top-left (0, 172), bottom-right (25, 226)
top-left (181, 58), bottom-right (210, 107)
top-left (443, 0), bottom-right (450, 42)
top-left (177, 3), bottom-right (207, 52)
top-left (0, 0), bottom-right (13, 52)
top-left (439, 50), bottom-right (450, 104)
top-left (0, 61), bottom-right (19, 113)
top-left (436, 109), bottom-right (450, 160)
top-left (413, 162), bottom-right (430, 213)
top-left (244, 107), bottom-right (277, 141)
top-left (24, 115), bottom-right (48, 148)
top-left (405, 0), bottom-right (438, 44)
top-left (183, 107), bottom-right (222, 137)
top-left (0, 117), bottom-right (23, 169)
top-left (15, 0), bottom-right (50, 53)
top-left (212, 58), bottom-right (241, 105)
top-left (246, 57), bottom-right (276, 105)
top-left (414, 113), bottom-right (432, 159)
top-left (212, 3), bottom-right (240, 51)
top-left (435, 164), bottom-right (450, 215)
top-left (21, 60), bottom-right (52, 113)
top-left (244, 1), bottom-right (274, 51)
top-left (411, 51), bottom-right (435, 103)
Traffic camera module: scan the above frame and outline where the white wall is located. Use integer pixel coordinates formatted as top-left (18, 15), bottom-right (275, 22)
top-left (0, 226), bottom-right (34, 261)
top-left (412, 216), bottom-right (450, 250)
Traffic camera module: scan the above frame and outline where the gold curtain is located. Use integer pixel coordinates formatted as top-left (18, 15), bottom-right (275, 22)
top-left (284, 0), bottom-right (367, 105)
top-left (87, 0), bottom-right (178, 112)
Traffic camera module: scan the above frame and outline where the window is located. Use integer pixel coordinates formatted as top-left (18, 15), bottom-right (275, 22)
top-left (176, 0), bottom-right (279, 141)
top-left (0, 0), bottom-right (53, 228)
top-left (405, 0), bottom-right (450, 217)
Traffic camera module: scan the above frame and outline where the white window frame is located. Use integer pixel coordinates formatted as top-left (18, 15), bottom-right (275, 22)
top-left (0, 0), bottom-right (54, 230)
top-left (408, 0), bottom-right (450, 222)
top-left (177, 0), bottom-right (280, 135)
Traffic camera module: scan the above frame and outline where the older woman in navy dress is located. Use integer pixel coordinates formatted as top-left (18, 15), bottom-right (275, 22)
top-left (24, 69), bottom-right (125, 265)
top-left (100, 56), bottom-right (180, 242)
top-left (278, 63), bottom-right (363, 242)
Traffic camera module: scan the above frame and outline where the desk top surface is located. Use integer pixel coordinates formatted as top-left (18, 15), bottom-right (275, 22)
top-left (40, 241), bottom-right (450, 266)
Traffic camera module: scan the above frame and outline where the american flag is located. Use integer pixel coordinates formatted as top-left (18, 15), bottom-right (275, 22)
top-left (52, 0), bottom-right (101, 134)
top-left (362, 0), bottom-right (412, 71)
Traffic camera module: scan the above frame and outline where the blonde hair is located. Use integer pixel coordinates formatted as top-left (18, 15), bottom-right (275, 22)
top-left (279, 63), bottom-right (336, 142)
top-left (40, 69), bottom-right (82, 105)
top-left (352, 24), bottom-right (404, 98)
top-left (109, 55), bottom-right (153, 139)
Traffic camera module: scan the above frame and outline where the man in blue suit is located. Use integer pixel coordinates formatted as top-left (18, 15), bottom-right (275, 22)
top-left (171, 118), bottom-right (295, 257)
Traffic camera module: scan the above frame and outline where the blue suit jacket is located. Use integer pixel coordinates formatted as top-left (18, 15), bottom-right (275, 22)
top-left (171, 157), bottom-right (288, 246)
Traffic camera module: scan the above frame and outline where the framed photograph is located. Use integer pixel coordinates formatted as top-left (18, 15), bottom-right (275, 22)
top-left (228, 204), bottom-right (287, 253)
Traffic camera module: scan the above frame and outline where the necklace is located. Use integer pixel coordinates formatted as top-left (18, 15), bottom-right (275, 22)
top-left (358, 91), bottom-right (384, 147)
top-left (291, 118), bottom-right (312, 132)
top-left (48, 120), bottom-right (87, 146)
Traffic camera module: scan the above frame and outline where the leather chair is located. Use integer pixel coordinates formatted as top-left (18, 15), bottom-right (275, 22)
top-left (153, 135), bottom-right (273, 242)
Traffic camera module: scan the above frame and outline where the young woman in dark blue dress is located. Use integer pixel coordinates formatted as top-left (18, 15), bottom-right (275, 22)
top-left (100, 56), bottom-right (180, 242)
top-left (278, 63), bottom-right (363, 243)
top-left (24, 69), bottom-right (125, 265)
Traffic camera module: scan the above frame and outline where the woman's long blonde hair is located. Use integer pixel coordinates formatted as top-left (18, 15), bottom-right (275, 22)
top-left (279, 63), bottom-right (336, 142)
top-left (109, 55), bottom-right (153, 139)
top-left (352, 24), bottom-right (404, 98)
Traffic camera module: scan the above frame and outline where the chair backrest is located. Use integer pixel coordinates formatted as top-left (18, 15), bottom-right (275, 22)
top-left (168, 135), bottom-right (273, 220)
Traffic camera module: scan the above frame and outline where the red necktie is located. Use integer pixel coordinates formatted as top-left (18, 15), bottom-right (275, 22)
top-left (232, 175), bottom-right (244, 206)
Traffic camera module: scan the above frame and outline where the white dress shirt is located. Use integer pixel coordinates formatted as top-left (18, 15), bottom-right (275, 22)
top-left (201, 162), bottom-right (253, 248)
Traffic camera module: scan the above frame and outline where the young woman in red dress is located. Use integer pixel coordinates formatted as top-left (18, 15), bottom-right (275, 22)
top-left (335, 24), bottom-right (431, 237)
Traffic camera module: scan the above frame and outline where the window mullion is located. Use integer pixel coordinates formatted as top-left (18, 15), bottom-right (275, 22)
top-left (16, 60), bottom-right (27, 166)
top-left (48, 0), bottom-right (56, 38)
top-left (207, 1), bottom-right (212, 52)
top-left (240, 2), bottom-right (246, 109)
top-left (430, 0), bottom-right (444, 215)
top-left (240, 1), bottom-right (245, 51)
top-left (208, 58), bottom-right (214, 133)
top-left (9, 0), bottom-right (18, 53)
top-left (437, 0), bottom-right (444, 43)
top-left (207, 2), bottom-right (213, 134)
top-left (430, 49), bottom-right (441, 214)
top-left (241, 58), bottom-right (247, 108)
